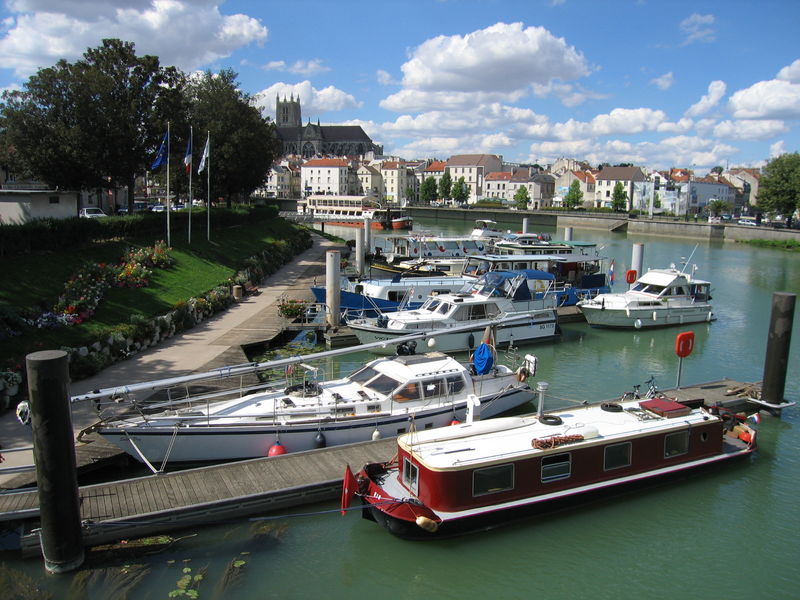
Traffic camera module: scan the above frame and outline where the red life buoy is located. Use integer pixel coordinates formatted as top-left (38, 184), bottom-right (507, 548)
top-left (450, 419), bottom-right (460, 426)
top-left (268, 441), bottom-right (287, 457)
top-left (675, 331), bottom-right (695, 357)
top-left (625, 269), bottom-right (637, 284)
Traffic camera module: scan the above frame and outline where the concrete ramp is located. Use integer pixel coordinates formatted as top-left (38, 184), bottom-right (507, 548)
top-left (609, 219), bottom-right (628, 232)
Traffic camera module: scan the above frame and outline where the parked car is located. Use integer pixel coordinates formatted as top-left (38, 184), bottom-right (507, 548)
top-left (79, 207), bottom-right (107, 218)
top-left (150, 204), bottom-right (167, 213)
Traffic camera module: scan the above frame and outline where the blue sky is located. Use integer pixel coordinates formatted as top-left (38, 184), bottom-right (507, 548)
top-left (1, 0), bottom-right (798, 172)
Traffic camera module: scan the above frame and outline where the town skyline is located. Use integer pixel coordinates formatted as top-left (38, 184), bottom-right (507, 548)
top-left (0, 1), bottom-right (798, 172)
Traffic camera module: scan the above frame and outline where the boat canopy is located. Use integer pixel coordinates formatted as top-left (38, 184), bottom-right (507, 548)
top-left (460, 270), bottom-right (548, 301)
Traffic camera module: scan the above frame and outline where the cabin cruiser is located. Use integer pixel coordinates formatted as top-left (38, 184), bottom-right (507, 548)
top-left (347, 272), bottom-right (559, 354)
top-left (470, 219), bottom-right (505, 239)
top-left (344, 393), bottom-right (756, 538)
top-left (86, 351), bottom-right (537, 464)
top-left (577, 267), bottom-right (713, 328)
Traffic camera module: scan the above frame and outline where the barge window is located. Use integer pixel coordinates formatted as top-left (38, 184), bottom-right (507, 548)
top-left (402, 457), bottom-right (419, 494)
top-left (664, 430), bottom-right (689, 458)
top-left (541, 453), bottom-right (571, 482)
top-left (604, 442), bottom-right (632, 471)
top-left (473, 464), bottom-right (514, 496)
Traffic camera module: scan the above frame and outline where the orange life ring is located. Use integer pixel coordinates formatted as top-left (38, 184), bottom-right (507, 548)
top-left (625, 269), bottom-right (637, 284)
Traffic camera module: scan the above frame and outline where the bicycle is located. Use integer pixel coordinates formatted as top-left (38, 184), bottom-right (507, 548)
top-left (620, 376), bottom-right (661, 401)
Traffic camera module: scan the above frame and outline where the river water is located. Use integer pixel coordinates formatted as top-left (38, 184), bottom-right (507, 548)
top-left (3, 215), bottom-right (799, 599)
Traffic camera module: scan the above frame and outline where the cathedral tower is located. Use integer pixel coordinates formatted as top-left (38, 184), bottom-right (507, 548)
top-left (276, 93), bottom-right (302, 127)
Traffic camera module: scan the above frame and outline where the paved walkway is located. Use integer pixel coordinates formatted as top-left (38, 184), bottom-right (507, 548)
top-left (0, 235), bottom-right (345, 486)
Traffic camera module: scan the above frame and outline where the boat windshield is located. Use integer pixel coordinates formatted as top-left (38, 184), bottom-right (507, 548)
top-left (350, 366), bottom-right (379, 385)
top-left (365, 374), bottom-right (402, 396)
top-left (422, 298), bottom-right (441, 311)
top-left (631, 282), bottom-right (666, 295)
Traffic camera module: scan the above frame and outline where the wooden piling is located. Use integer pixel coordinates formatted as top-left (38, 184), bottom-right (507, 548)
top-left (761, 292), bottom-right (796, 413)
top-left (25, 350), bottom-right (84, 573)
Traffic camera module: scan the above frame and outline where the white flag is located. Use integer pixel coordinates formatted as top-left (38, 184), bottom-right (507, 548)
top-left (197, 134), bottom-right (210, 174)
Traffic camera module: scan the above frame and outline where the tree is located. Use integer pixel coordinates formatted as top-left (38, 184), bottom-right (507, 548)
top-left (711, 165), bottom-right (724, 175)
top-left (563, 180), bottom-right (583, 209)
top-left (438, 171), bottom-right (452, 201)
top-left (186, 69), bottom-right (282, 206)
top-left (1, 39), bottom-right (186, 213)
top-left (758, 152), bottom-right (800, 227)
top-left (611, 182), bottom-right (628, 212)
top-left (707, 198), bottom-right (730, 216)
top-left (451, 176), bottom-right (469, 204)
top-left (513, 185), bottom-right (530, 210)
top-left (420, 176), bottom-right (438, 204)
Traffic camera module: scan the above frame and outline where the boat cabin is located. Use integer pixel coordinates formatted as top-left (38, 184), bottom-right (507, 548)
top-left (631, 270), bottom-right (711, 302)
top-left (376, 236), bottom-right (486, 261)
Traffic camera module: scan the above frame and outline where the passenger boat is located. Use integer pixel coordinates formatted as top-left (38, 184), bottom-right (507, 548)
top-left (374, 235), bottom-right (487, 262)
top-left (346, 272), bottom-right (559, 354)
top-left (297, 194), bottom-right (379, 227)
top-left (84, 350), bottom-right (537, 465)
top-left (577, 266), bottom-right (714, 329)
top-left (490, 235), bottom-right (594, 257)
top-left (342, 395), bottom-right (757, 539)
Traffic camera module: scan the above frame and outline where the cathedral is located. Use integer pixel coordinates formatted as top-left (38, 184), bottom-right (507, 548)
top-left (274, 94), bottom-right (382, 158)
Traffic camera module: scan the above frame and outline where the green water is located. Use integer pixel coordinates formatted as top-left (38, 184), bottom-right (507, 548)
top-left (3, 217), bottom-right (799, 599)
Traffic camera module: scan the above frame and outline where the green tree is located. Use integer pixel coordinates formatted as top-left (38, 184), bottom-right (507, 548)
top-left (186, 69), bottom-right (282, 206)
top-left (654, 191), bottom-right (661, 209)
top-left (1, 39), bottom-right (186, 213)
top-left (420, 176), bottom-right (438, 204)
top-left (438, 171), bottom-right (452, 201)
top-left (707, 198), bottom-right (730, 216)
top-left (711, 165), bottom-right (724, 175)
top-left (513, 185), bottom-right (530, 209)
top-left (563, 180), bottom-right (583, 209)
top-left (611, 181), bottom-right (628, 212)
top-left (451, 176), bottom-right (469, 204)
top-left (758, 152), bottom-right (800, 227)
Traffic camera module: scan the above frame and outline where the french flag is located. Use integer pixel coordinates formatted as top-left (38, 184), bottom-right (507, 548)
top-left (608, 259), bottom-right (615, 285)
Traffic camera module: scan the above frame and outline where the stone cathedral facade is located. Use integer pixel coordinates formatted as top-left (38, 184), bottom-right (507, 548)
top-left (274, 94), bottom-right (382, 158)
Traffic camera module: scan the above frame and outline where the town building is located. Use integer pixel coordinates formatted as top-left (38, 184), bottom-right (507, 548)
top-left (445, 154), bottom-right (503, 203)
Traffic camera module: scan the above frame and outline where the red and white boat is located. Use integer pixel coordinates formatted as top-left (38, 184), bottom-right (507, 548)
top-left (342, 396), bottom-right (757, 539)
top-left (368, 209), bottom-right (413, 230)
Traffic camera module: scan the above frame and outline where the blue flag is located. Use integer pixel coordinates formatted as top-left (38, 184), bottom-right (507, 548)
top-left (151, 131), bottom-right (169, 170)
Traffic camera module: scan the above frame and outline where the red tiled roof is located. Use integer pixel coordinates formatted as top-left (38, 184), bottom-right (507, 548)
top-left (425, 161), bottom-right (446, 172)
top-left (303, 158), bottom-right (350, 167)
top-left (486, 171), bottom-right (513, 181)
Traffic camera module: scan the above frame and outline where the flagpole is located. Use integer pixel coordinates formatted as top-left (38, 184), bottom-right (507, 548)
top-left (188, 126), bottom-right (193, 245)
top-left (166, 121), bottom-right (171, 247)
top-left (206, 132), bottom-right (211, 242)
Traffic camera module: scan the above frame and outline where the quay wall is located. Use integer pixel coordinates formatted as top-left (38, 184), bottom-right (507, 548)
top-left (407, 207), bottom-right (800, 243)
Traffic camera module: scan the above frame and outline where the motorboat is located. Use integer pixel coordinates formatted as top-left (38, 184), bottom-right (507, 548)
top-left (469, 219), bottom-right (505, 239)
top-left (368, 208), bottom-right (413, 230)
top-left (85, 350), bottom-right (538, 465)
top-left (577, 267), bottom-right (713, 328)
top-left (346, 272), bottom-right (559, 354)
top-left (342, 393), bottom-right (757, 539)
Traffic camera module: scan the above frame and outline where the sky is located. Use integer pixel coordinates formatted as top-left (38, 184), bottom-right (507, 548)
top-left (1, 0), bottom-right (799, 173)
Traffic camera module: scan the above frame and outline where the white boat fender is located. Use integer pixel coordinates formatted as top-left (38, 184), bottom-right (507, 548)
top-left (707, 312), bottom-right (713, 322)
top-left (415, 516), bottom-right (439, 533)
top-left (652, 311), bottom-right (658, 321)
top-left (372, 428), bottom-right (382, 441)
top-left (634, 319), bottom-right (642, 329)
top-left (515, 366), bottom-right (530, 382)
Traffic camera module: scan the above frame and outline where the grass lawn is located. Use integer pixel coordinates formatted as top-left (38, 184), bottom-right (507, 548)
top-left (0, 214), bottom-right (306, 369)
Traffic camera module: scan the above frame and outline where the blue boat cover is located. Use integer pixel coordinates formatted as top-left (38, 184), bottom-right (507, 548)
top-left (473, 343), bottom-right (494, 375)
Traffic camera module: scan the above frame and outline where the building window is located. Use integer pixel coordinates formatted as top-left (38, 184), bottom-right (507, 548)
top-left (541, 453), bottom-right (571, 482)
top-left (604, 442), bottom-right (632, 470)
top-left (402, 457), bottom-right (418, 494)
top-left (473, 464), bottom-right (514, 496)
top-left (664, 430), bottom-right (689, 458)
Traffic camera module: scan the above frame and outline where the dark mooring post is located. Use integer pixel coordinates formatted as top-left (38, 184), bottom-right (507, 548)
top-left (761, 292), bottom-right (796, 416)
top-left (26, 350), bottom-right (84, 573)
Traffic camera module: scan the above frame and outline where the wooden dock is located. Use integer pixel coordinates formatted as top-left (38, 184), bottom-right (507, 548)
top-left (0, 377), bottom-right (767, 556)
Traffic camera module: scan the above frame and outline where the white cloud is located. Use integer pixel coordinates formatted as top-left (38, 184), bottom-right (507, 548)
top-left (254, 80), bottom-right (361, 118)
top-left (262, 58), bottom-right (328, 76)
top-left (685, 80), bottom-right (726, 117)
top-left (777, 59), bottom-right (800, 83)
top-left (679, 13), bottom-right (716, 45)
top-left (728, 79), bottom-right (800, 119)
top-left (713, 119), bottom-right (787, 141)
top-left (376, 69), bottom-right (399, 85)
top-left (770, 140), bottom-right (786, 157)
top-left (651, 72), bottom-right (674, 90)
top-left (397, 22), bottom-right (590, 99)
top-left (0, 1), bottom-right (267, 78)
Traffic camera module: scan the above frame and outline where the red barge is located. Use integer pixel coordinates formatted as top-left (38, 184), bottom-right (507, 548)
top-left (342, 397), bottom-right (757, 539)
